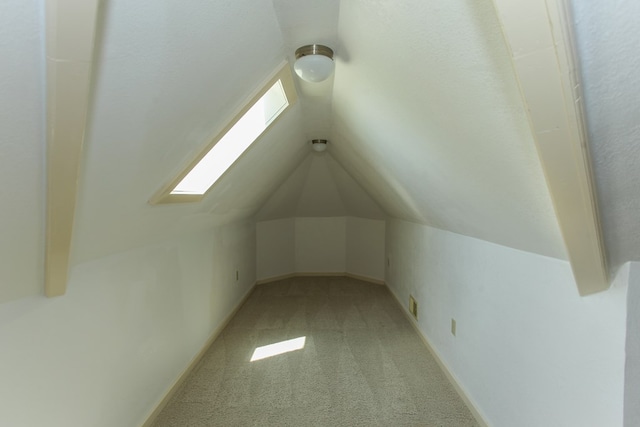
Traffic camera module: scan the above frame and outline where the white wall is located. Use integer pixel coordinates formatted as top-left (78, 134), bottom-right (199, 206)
top-left (625, 262), bottom-right (640, 427)
top-left (257, 218), bottom-right (295, 280)
top-left (295, 217), bottom-right (346, 273)
top-left (386, 219), bottom-right (627, 427)
top-left (256, 217), bottom-right (385, 282)
top-left (346, 217), bottom-right (385, 281)
top-left (0, 0), bottom-right (45, 302)
top-left (0, 221), bottom-right (256, 427)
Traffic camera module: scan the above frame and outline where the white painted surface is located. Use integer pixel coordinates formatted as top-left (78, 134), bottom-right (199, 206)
top-left (625, 262), bottom-right (640, 426)
top-left (346, 217), bottom-right (385, 281)
top-left (256, 218), bottom-right (295, 280)
top-left (386, 219), bottom-right (627, 427)
top-left (256, 154), bottom-right (386, 221)
top-left (256, 156), bottom-right (313, 221)
top-left (72, 0), bottom-right (308, 264)
top-left (295, 154), bottom-right (348, 217)
top-left (327, 156), bottom-right (386, 220)
top-left (271, 0), bottom-right (339, 141)
top-left (329, 0), bottom-right (566, 259)
top-left (257, 217), bottom-right (385, 281)
top-left (0, 0), bottom-right (45, 302)
top-left (571, 0), bottom-right (640, 269)
top-left (295, 217), bottom-right (346, 273)
top-left (0, 222), bottom-right (255, 427)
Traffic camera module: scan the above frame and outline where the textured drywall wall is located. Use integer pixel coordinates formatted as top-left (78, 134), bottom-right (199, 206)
top-left (295, 154), bottom-right (348, 217)
top-left (72, 0), bottom-right (308, 264)
top-left (625, 262), bottom-right (640, 426)
top-left (255, 153), bottom-right (386, 221)
top-left (386, 219), bottom-right (627, 427)
top-left (571, 0), bottom-right (640, 269)
top-left (0, 0), bottom-right (45, 302)
top-left (257, 217), bottom-right (385, 281)
top-left (295, 217), bottom-right (346, 273)
top-left (256, 218), bottom-right (295, 280)
top-left (346, 217), bottom-right (385, 281)
top-left (0, 222), bottom-right (255, 427)
top-left (329, 0), bottom-right (566, 260)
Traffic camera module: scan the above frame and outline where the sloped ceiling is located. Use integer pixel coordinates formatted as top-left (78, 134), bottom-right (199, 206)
top-left (4, 0), bottom-right (638, 300)
top-left (72, 0), bottom-right (309, 264)
top-left (0, 0), bottom-right (44, 301)
top-left (72, 0), bottom-right (569, 265)
top-left (332, 0), bottom-right (567, 259)
top-left (571, 0), bottom-right (640, 271)
top-left (256, 153), bottom-right (386, 220)
top-left (69, 0), bottom-right (639, 269)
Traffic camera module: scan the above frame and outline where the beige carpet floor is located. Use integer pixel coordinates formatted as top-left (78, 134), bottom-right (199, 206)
top-left (152, 276), bottom-right (478, 426)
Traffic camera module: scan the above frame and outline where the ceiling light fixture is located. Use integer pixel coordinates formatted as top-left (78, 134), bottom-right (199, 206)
top-left (311, 139), bottom-right (328, 152)
top-left (294, 44), bottom-right (334, 83)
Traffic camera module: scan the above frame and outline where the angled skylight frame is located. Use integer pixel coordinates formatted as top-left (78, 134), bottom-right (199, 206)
top-left (149, 63), bottom-right (297, 204)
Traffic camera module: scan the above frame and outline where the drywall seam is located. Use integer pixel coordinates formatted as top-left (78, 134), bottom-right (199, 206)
top-left (386, 284), bottom-right (491, 427)
top-left (256, 272), bottom-right (385, 285)
top-left (139, 281), bottom-right (257, 427)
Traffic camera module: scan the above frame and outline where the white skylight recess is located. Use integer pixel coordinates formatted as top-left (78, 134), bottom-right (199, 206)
top-left (150, 64), bottom-right (297, 204)
top-left (171, 80), bottom-right (288, 195)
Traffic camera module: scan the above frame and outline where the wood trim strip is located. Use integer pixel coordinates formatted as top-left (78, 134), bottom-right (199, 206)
top-left (44, 0), bottom-right (101, 297)
top-left (490, 0), bottom-right (608, 295)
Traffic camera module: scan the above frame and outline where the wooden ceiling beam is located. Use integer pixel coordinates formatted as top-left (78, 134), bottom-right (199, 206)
top-left (45, 0), bottom-right (101, 297)
top-left (490, 0), bottom-right (609, 295)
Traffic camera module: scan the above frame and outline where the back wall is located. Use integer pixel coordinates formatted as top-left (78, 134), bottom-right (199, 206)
top-left (256, 217), bottom-right (385, 282)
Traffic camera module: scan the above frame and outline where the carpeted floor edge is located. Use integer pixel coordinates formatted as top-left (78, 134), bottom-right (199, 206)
top-left (385, 284), bottom-right (491, 427)
top-left (139, 282), bottom-right (257, 427)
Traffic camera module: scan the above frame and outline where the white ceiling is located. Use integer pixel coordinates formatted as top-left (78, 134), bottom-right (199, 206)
top-left (329, 0), bottom-right (567, 259)
top-left (66, 0), bottom-right (580, 263)
top-left (256, 153), bottom-right (386, 221)
top-left (570, 0), bottom-right (640, 271)
top-left (72, 0), bottom-right (307, 263)
top-left (0, 0), bottom-right (44, 301)
top-left (2, 0), bottom-right (638, 301)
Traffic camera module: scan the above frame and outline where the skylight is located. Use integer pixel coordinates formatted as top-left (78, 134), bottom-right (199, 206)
top-left (171, 80), bottom-right (288, 195)
top-left (149, 64), bottom-right (297, 204)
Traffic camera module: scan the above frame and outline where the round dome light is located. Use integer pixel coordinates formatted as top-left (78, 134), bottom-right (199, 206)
top-left (311, 139), bottom-right (328, 152)
top-left (294, 45), bottom-right (334, 83)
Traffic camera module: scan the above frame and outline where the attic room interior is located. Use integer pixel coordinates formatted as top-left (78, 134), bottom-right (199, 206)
top-left (1, 0), bottom-right (639, 426)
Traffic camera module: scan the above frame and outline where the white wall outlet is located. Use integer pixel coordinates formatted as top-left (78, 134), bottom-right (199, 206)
top-left (451, 318), bottom-right (457, 336)
top-left (236, 270), bottom-right (239, 281)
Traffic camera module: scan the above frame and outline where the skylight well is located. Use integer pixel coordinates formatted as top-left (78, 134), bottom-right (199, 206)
top-left (150, 65), bottom-right (297, 204)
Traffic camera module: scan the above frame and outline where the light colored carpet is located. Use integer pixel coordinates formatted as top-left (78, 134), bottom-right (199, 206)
top-left (152, 276), bottom-right (478, 427)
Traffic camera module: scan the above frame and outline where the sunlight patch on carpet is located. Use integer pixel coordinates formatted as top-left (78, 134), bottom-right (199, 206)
top-left (250, 336), bottom-right (306, 361)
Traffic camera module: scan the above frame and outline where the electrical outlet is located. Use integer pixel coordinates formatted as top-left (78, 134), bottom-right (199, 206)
top-left (387, 256), bottom-right (391, 268)
top-left (409, 295), bottom-right (418, 320)
top-left (236, 270), bottom-right (239, 281)
top-left (451, 318), bottom-right (456, 336)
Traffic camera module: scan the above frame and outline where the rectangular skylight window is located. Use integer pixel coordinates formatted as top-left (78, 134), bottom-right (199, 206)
top-left (171, 80), bottom-right (288, 195)
top-left (149, 64), bottom-right (297, 205)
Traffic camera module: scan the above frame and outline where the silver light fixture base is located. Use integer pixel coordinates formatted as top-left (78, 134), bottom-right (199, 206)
top-left (295, 44), bottom-right (334, 60)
